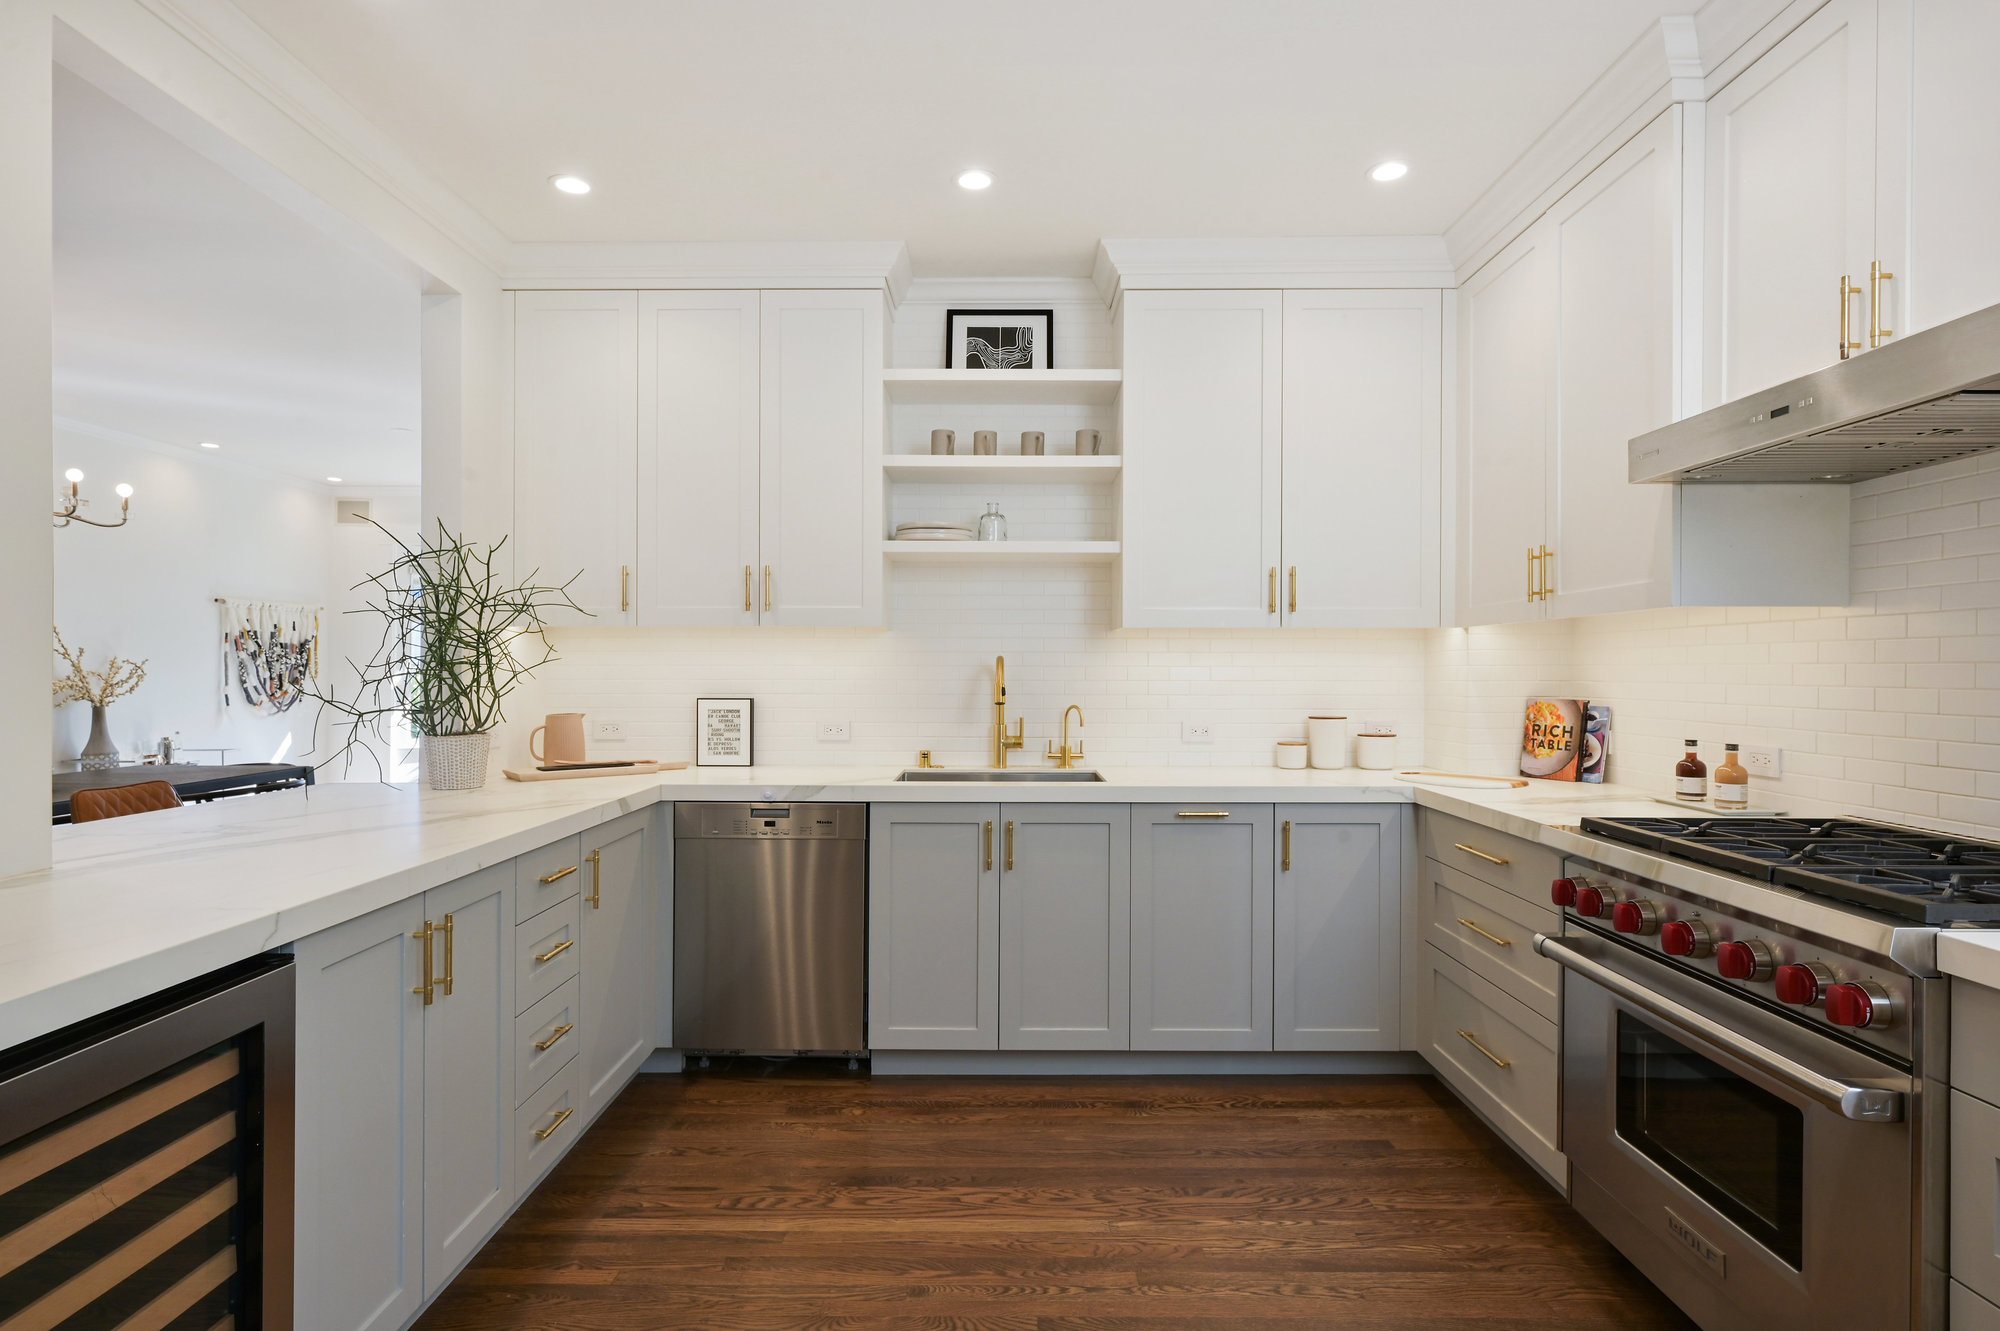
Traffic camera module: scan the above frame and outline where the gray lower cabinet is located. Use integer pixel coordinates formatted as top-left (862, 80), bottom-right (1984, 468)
top-left (1130, 803), bottom-right (1275, 1051)
top-left (580, 809), bottom-right (656, 1121)
top-left (869, 803), bottom-right (1001, 1049)
top-left (999, 804), bottom-right (1131, 1050)
top-left (1274, 804), bottom-right (1401, 1051)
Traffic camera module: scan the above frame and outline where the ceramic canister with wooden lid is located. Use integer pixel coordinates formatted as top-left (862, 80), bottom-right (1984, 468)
top-left (1306, 716), bottom-right (1348, 769)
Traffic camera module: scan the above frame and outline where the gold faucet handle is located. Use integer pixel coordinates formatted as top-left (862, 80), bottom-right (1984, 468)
top-left (1006, 718), bottom-right (1025, 749)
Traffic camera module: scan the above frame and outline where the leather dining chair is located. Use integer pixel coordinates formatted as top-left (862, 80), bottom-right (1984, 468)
top-left (70, 780), bottom-right (183, 823)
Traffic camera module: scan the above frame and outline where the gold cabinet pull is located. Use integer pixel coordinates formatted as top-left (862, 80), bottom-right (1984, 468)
top-left (539, 864), bottom-right (578, 884)
top-left (620, 564), bottom-right (631, 612)
top-left (1456, 916), bottom-right (1513, 948)
top-left (1452, 842), bottom-right (1510, 866)
top-left (763, 564), bottom-right (773, 612)
top-left (534, 1022), bottom-right (575, 1052)
top-left (1176, 811), bottom-right (1231, 819)
top-left (534, 938), bottom-right (575, 964)
top-left (1870, 259), bottom-right (1895, 347)
top-left (1005, 820), bottom-right (1015, 871)
top-left (1281, 820), bottom-right (1291, 872)
top-left (744, 565), bottom-right (753, 612)
top-left (983, 821), bottom-right (993, 871)
top-left (1457, 1029), bottom-right (1512, 1069)
top-left (440, 912), bottom-right (455, 997)
top-left (411, 920), bottom-right (435, 1005)
top-left (1839, 274), bottom-right (1865, 359)
top-left (586, 848), bottom-right (602, 909)
top-left (1268, 566), bottom-right (1277, 613)
top-left (534, 1106), bottom-right (574, 1140)
top-left (1527, 547), bottom-right (1538, 602)
top-left (1288, 566), bottom-right (1297, 614)
top-left (1540, 545), bottom-right (1554, 600)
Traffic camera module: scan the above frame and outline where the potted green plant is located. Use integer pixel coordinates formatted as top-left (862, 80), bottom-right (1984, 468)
top-left (313, 522), bottom-right (585, 790)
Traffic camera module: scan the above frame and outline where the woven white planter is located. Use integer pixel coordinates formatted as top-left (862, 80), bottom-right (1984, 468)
top-left (420, 733), bottom-right (492, 791)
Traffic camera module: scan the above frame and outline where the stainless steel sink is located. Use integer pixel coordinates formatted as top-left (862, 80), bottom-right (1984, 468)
top-left (897, 769), bottom-right (1105, 782)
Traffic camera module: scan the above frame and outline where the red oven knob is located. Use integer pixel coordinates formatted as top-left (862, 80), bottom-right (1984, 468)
top-left (1551, 877), bottom-right (1579, 907)
top-left (1774, 961), bottom-right (1835, 1007)
top-left (1716, 939), bottom-right (1775, 981)
top-left (1574, 885), bottom-right (1607, 918)
top-left (1612, 900), bottom-right (1660, 936)
top-left (1825, 981), bottom-right (1895, 1030)
top-left (1660, 919), bottom-right (1715, 958)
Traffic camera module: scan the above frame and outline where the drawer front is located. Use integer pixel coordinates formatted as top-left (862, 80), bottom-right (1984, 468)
top-left (1955, 1089), bottom-right (2000, 1308)
top-left (515, 896), bottom-right (582, 1014)
top-left (517, 835), bottom-right (585, 922)
top-left (1420, 810), bottom-right (1560, 909)
top-left (1424, 857), bottom-right (1560, 1021)
top-left (1955, 1281), bottom-right (2000, 1331)
top-left (516, 977), bottom-right (581, 1106)
top-left (1955, 980), bottom-right (2000, 1109)
top-left (1424, 943), bottom-right (1561, 1176)
top-left (516, 1054), bottom-right (582, 1192)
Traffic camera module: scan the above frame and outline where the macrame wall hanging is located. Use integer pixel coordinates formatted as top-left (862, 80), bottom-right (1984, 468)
top-left (217, 598), bottom-right (321, 715)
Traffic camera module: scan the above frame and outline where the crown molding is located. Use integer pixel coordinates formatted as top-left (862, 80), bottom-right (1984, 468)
top-left (1092, 236), bottom-right (1456, 305)
top-left (103, 0), bottom-right (513, 274)
top-left (502, 240), bottom-right (914, 303)
top-left (897, 276), bottom-right (1105, 307)
top-left (1443, 0), bottom-right (1802, 284)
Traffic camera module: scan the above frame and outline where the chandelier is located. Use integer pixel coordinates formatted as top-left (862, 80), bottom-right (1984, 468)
top-left (53, 468), bottom-right (133, 529)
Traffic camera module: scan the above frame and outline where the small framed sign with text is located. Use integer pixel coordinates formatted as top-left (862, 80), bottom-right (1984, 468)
top-left (696, 698), bottom-right (754, 767)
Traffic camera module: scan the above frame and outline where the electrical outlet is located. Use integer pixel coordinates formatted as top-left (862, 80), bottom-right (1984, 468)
top-left (1740, 745), bottom-right (1782, 778)
top-left (819, 720), bottom-right (851, 743)
top-left (594, 719), bottom-right (626, 741)
top-left (1181, 721), bottom-right (1213, 743)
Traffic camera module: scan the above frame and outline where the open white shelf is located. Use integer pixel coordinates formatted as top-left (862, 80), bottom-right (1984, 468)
top-left (882, 368), bottom-right (1123, 405)
top-left (880, 455), bottom-right (1122, 485)
top-left (881, 540), bottom-right (1119, 563)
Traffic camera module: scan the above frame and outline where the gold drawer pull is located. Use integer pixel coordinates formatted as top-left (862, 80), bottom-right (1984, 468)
top-left (534, 938), bottom-right (575, 964)
top-left (539, 865), bottom-right (578, 884)
top-left (1457, 1029), bottom-right (1512, 1069)
top-left (1176, 811), bottom-right (1231, 819)
top-left (534, 1022), bottom-right (575, 1052)
top-left (1452, 842), bottom-right (1509, 867)
top-left (1456, 916), bottom-right (1513, 948)
top-left (534, 1106), bottom-right (574, 1140)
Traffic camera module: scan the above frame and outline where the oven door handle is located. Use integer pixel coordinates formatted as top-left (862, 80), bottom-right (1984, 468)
top-left (1534, 934), bottom-right (1905, 1124)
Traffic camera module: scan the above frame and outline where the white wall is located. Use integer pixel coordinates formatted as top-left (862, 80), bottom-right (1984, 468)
top-left (320, 490), bottom-right (422, 780)
top-left (1428, 452), bottom-right (2000, 838)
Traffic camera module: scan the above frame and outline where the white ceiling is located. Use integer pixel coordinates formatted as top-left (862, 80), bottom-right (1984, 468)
top-left (54, 67), bottom-right (421, 487)
top-left (228, 0), bottom-right (1692, 276)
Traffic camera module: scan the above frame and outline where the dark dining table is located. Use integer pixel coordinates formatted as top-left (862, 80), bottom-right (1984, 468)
top-left (53, 762), bottom-right (316, 824)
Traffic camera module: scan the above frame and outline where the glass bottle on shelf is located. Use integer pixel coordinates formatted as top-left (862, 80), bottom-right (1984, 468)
top-left (977, 502), bottom-right (1007, 542)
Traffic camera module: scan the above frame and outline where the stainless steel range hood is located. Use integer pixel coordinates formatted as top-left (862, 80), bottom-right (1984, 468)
top-left (1630, 300), bottom-right (2000, 483)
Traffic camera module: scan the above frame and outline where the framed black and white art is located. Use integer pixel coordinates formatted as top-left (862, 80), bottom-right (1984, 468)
top-left (946, 309), bottom-right (1054, 370)
top-left (695, 697), bottom-right (754, 767)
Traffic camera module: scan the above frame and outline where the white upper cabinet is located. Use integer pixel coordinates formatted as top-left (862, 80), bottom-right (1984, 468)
top-left (636, 291), bottom-right (760, 627)
top-left (1457, 222), bottom-right (1557, 626)
top-left (1119, 289), bottom-right (1283, 628)
top-left (758, 290), bottom-right (883, 627)
top-left (1702, 0), bottom-right (1879, 404)
top-left (1280, 290), bottom-right (1441, 628)
top-left (511, 290), bottom-right (638, 624)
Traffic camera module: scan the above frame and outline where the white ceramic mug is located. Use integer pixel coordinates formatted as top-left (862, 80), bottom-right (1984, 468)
top-left (1075, 429), bottom-right (1101, 456)
top-left (1020, 430), bottom-right (1044, 455)
top-left (930, 428), bottom-right (955, 456)
top-left (1306, 715), bottom-right (1348, 769)
top-left (974, 430), bottom-right (998, 456)
top-left (530, 712), bottom-right (587, 765)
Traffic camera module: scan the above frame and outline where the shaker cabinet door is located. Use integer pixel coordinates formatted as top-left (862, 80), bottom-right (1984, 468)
top-left (998, 804), bottom-right (1130, 1050)
top-left (580, 810), bottom-right (656, 1122)
top-left (868, 804), bottom-right (1001, 1050)
top-left (1129, 804), bottom-right (1274, 1051)
top-left (1274, 805), bottom-right (1401, 1051)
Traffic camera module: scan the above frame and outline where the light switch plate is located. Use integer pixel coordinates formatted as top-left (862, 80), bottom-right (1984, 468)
top-left (1740, 745), bottom-right (1781, 777)
top-left (819, 720), bottom-right (851, 742)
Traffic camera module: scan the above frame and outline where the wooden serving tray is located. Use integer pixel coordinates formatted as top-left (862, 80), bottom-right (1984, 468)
top-left (503, 760), bottom-right (687, 782)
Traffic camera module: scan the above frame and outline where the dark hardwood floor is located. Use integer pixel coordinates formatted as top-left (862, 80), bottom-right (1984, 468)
top-left (415, 1067), bottom-right (1695, 1330)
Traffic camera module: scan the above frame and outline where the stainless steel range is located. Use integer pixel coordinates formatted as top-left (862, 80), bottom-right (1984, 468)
top-left (1537, 815), bottom-right (1999, 1331)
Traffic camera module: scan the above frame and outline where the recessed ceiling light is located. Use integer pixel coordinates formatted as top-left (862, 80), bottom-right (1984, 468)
top-left (1369, 160), bottom-right (1410, 183)
top-left (326, 476), bottom-right (344, 484)
top-left (956, 169), bottom-right (993, 191)
top-left (550, 174), bottom-right (591, 195)
top-left (199, 441), bottom-right (220, 450)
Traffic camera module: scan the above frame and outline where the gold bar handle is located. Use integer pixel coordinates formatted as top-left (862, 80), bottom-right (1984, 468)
top-left (620, 564), bottom-right (631, 612)
top-left (1288, 566), bottom-right (1297, 614)
top-left (534, 1106), bottom-right (574, 1140)
top-left (1538, 545), bottom-right (1554, 601)
top-left (1452, 842), bottom-right (1510, 866)
top-left (1268, 566), bottom-right (1277, 614)
top-left (984, 821), bottom-right (993, 871)
top-left (763, 564), bottom-right (773, 612)
top-left (1176, 811), bottom-right (1231, 819)
top-left (440, 912), bottom-right (455, 997)
top-left (744, 565), bottom-right (753, 612)
top-left (1840, 275), bottom-right (1864, 358)
top-left (534, 1022), bottom-right (575, 1052)
top-left (534, 938), bottom-right (575, 964)
top-left (1871, 260), bottom-right (1895, 347)
top-left (586, 848), bottom-right (602, 909)
top-left (1457, 1029), bottom-right (1512, 1069)
top-left (1456, 916), bottom-right (1514, 948)
top-left (539, 865), bottom-right (578, 884)
top-left (1005, 820), bottom-right (1015, 871)
top-left (1527, 547), bottom-right (1538, 602)
top-left (1281, 820), bottom-right (1291, 872)
top-left (411, 920), bottom-right (435, 1005)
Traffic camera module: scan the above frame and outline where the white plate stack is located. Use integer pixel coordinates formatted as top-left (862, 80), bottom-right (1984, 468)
top-left (892, 523), bottom-right (975, 542)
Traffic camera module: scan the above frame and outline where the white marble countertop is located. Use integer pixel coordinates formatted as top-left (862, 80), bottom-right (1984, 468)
top-left (1936, 931), bottom-right (2000, 990)
top-left (0, 763), bottom-right (1687, 1049)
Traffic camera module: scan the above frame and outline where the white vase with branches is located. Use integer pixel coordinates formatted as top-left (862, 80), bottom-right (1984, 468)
top-left (54, 629), bottom-right (148, 771)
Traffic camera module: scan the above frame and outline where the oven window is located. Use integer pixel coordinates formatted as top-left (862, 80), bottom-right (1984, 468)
top-left (1616, 1011), bottom-right (1805, 1269)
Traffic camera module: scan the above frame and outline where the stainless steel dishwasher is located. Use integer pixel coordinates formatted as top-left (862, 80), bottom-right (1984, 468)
top-left (672, 802), bottom-right (867, 1056)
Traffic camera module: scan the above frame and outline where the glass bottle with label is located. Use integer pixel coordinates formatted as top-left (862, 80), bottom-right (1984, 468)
top-left (1675, 740), bottom-right (1707, 802)
top-left (1714, 743), bottom-right (1750, 809)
